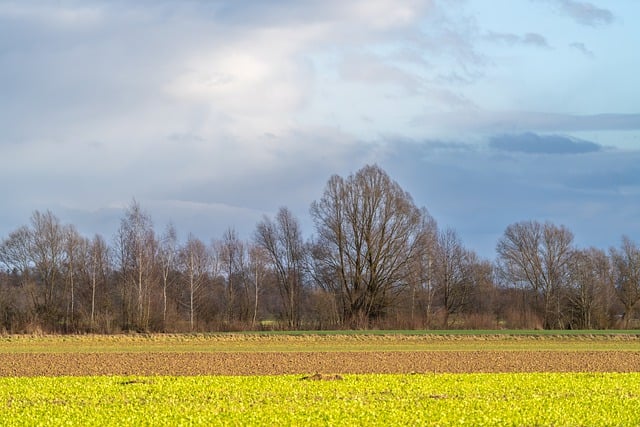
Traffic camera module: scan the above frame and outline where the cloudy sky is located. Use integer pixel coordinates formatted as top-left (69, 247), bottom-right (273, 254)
top-left (1, 0), bottom-right (639, 259)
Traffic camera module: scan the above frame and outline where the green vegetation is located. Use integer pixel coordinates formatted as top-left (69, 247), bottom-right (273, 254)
top-left (1, 332), bottom-right (639, 353)
top-left (1, 373), bottom-right (639, 426)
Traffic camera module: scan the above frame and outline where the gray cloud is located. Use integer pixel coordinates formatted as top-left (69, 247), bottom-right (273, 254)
top-left (422, 140), bottom-right (477, 153)
top-left (568, 167), bottom-right (640, 191)
top-left (413, 111), bottom-right (640, 134)
top-left (489, 132), bottom-right (602, 154)
top-left (569, 41), bottom-right (594, 58)
top-left (485, 31), bottom-right (550, 48)
top-left (381, 137), bottom-right (640, 257)
top-left (542, 0), bottom-right (614, 26)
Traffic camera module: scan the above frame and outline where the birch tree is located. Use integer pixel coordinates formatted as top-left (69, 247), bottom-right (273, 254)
top-left (179, 235), bottom-right (210, 331)
top-left (62, 225), bottom-right (84, 329)
top-left (115, 200), bottom-right (157, 331)
top-left (87, 234), bottom-right (110, 331)
top-left (158, 224), bottom-right (178, 329)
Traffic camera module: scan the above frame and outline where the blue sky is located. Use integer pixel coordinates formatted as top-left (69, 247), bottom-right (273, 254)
top-left (1, 0), bottom-right (639, 259)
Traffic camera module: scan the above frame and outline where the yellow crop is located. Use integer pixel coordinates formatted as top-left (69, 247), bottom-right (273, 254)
top-left (0, 373), bottom-right (638, 426)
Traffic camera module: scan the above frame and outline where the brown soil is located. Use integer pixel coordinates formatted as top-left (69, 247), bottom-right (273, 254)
top-left (2, 351), bottom-right (640, 377)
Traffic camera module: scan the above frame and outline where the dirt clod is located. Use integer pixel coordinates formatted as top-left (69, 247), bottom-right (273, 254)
top-left (301, 373), bottom-right (344, 381)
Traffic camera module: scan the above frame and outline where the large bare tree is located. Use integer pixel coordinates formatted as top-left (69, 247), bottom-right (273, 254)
top-left (310, 164), bottom-right (424, 327)
top-left (496, 220), bottom-right (575, 329)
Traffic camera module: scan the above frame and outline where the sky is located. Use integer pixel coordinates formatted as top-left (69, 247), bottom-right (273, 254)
top-left (1, 0), bottom-right (639, 259)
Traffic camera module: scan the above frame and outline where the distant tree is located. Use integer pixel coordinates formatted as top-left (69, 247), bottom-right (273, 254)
top-left (158, 224), bottom-right (178, 329)
top-left (309, 164), bottom-right (424, 327)
top-left (0, 226), bottom-right (35, 325)
top-left (610, 236), bottom-right (640, 328)
top-left (568, 247), bottom-right (613, 329)
top-left (87, 234), bottom-right (111, 331)
top-left (432, 228), bottom-right (477, 327)
top-left (496, 220), bottom-right (575, 329)
top-left (407, 209), bottom-right (439, 328)
top-left (62, 224), bottom-right (84, 329)
top-left (30, 210), bottom-right (67, 325)
top-left (248, 244), bottom-right (270, 328)
top-left (0, 226), bottom-right (33, 287)
top-left (216, 228), bottom-right (250, 323)
top-left (465, 258), bottom-right (496, 327)
top-left (115, 200), bottom-right (157, 331)
top-left (179, 234), bottom-right (211, 331)
top-left (254, 207), bottom-right (306, 328)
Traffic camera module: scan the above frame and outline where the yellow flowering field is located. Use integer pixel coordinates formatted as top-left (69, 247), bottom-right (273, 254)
top-left (1, 373), bottom-right (639, 426)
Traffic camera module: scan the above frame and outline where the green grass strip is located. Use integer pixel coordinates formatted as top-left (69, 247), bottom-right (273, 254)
top-left (1, 332), bottom-right (639, 353)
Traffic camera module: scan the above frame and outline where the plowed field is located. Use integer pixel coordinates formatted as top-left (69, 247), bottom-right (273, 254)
top-left (2, 334), bottom-right (639, 376)
top-left (2, 351), bottom-right (640, 376)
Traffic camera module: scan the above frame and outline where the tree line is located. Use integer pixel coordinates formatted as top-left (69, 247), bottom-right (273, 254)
top-left (1, 165), bottom-right (638, 333)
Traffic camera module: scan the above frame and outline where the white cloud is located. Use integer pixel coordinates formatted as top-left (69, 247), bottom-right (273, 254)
top-left (1, 0), bottom-right (639, 259)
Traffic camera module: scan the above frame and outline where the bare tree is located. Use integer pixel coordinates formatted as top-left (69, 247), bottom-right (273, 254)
top-left (568, 247), bottom-right (613, 329)
top-left (432, 228), bottom-right (476, 327)
top-left (216, 228), bottom-right (250, 323)
top-left (87, 234), bottom-right (110, 331)
top-left (62, 224), bottom-right (84, 329)
top-left (0, 226), bottom-right (36, 321)
top-left (310, 164), bottom-right (424, 327)
top-left (30, 210), bottom-right (67, 324)
top-left (248, 244), bottom-right (269, 328)
top-left (115, 200), bottom-right (157, 331)
top-left (158, 224), bottom-right (178, 329)
top-left (179, 234), bottom-right (211, 331)
top-left (610, 236), bottom-right (640, 328)
top-left (407, 209), bottom-right (439, 328)
top-left (255, 207), bottom-right (306, 328)
top-left (466, 258), bottom-right (496, 327)
top-left (496, 220), bottom-right (575, 329)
